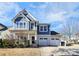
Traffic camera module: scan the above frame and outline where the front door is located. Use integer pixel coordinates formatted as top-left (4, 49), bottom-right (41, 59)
top-left (32, 36), bottom-right (35, 44)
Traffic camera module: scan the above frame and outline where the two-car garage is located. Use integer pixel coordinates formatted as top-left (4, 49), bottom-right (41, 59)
top-left (37, 35), bottom-right (61, 46)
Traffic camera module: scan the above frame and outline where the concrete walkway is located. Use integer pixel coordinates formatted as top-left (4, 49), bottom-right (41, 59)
top-left (40, 47), bottom-right (58, 56)
top-left (40, 44), bottom-right (79, 56)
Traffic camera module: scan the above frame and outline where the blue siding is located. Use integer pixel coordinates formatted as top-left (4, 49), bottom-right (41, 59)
top-left (37, 25), bottom-right (50, 35)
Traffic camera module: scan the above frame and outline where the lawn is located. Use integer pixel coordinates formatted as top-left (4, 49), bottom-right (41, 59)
top-left (0, 48), bottom-right (41, 56)
top-left (0, 44), bottom-right (79, 56)
top-left (0, 47), bottom-right (57, 56)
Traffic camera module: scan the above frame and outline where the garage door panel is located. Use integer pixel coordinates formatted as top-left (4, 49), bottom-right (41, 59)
top-left (39, 40), bottom-right (48, 46)
top-left (50, 40), bottom-right (60, 46)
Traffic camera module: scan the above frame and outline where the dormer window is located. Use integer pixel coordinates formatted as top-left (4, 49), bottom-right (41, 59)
top-left (39, 25), bottom-right (48, 32)
top-left (44, 26), bottom-right (47, 31)
top-left (40, 26), bottom-right (43, 31)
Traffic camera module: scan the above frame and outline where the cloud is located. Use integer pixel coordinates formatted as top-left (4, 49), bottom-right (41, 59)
top-left (29, 2), bottom-right (48, 9)
top-left (46, 11), bottom-right (67, 23)
top-left (0, 2), bottom-right (21, 26)
top-left (30, 4), bottom-right (47, 9)
top-left (28, 2), bottom-right (79, 32)
top-left (29, 2), bottom-right (79, 21)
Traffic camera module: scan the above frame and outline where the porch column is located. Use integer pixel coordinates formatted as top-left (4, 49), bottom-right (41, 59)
top-left (35, 32), bottom-right (37, 40)
top-left (35, 32), bottom-right (37, 44)
top-left (28, 33), bottom-right (31, 46)
top-left (28, 34), bottom-right (29, 40)
top-left (64, 41), bottom-right (66, 47)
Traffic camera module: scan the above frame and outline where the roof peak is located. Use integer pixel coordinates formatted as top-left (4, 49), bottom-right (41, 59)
top-left (20, 9), bottom-right (28, 15)
top-left (13, 9), bottom-right (38, 22)
top-left (21, 9), bottom-right (27, 12)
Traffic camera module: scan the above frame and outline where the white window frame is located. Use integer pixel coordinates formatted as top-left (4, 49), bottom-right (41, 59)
top-left (44, 38), bottom-right (48, 40)
top-left (39, 25), bottom-right (48, 32)
top-left (30, 23), bottom-right (34, 30)
top-left (40, 38), bottom-right (43, 40)
top-left (44, 25), bottom-right (48, 32)
top-left (39, 25), bottom-right (43, 32)
top-left (40, 38), bottom-right (48, 40)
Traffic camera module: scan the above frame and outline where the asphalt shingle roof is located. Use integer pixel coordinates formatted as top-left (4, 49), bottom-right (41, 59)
top-left (0, 23), bottom-right (8, 31)
top-left (51, 31), bottom-right (59, 35)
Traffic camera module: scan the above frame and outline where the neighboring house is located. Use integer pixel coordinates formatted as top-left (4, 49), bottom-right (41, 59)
top-left (0, 23), bottom-right (8, 39)
top-left (2, 9), bottom-right (66, 46)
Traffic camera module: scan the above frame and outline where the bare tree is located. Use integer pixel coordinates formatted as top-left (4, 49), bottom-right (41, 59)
top-left (62, 17), bottom-right (79, 43)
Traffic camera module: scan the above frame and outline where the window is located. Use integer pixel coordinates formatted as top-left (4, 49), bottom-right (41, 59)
top-left (56, 38), bottom-right (59, 40)
top-left (20, 22), bottom-right (23, 28)
top-left (16, 22), bottom-right (18, 28)
top-left (44, 38), bottom-right (47, 40)
top-left (39, 25), bottom-right (48, 32)
top-left (44, 26), bottom-right (47, 31)
top-left (24, 22), bottom-right (26, 28)
top-left (20, 36), bottom-right (23, 39)
top-left (51, 38), bottom-right (54, 40)
top-left (40, 38), bottom-right (43, 40)
top-left (40, 26), bottom-right (43, 31)
top-left (31, 23), bottom-right (34, 29)
top-left (40, 38), bottom-right (47, 40)
top-left (24, 37), bottom-right (27, 40)
top-left (24, 37), bottom-right (27, 42)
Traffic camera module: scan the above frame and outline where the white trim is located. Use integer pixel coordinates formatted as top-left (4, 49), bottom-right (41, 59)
top-left (28, 34), bottom-right (29, 40)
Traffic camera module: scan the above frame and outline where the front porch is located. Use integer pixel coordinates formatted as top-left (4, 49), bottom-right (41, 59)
top-left (9, 30), bottom-right (37, 47)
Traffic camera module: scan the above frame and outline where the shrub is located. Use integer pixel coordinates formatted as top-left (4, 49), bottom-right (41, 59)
top-left (1, 39), bottom-right (30, 48)
top-left (2, 39), bottom-right (8, 48)
top-left (66, 43), bottom-right (73, 46)
top-left (19, 44), bottom-right (25, 48)
top-left (0, 39), bottom-right (3, 48)
top-left (24, 40), bottom-right (30, 47)
top-left (8, 40), bottom-right (16, 48)
top-left (2, 39), bottom-right (16, 48)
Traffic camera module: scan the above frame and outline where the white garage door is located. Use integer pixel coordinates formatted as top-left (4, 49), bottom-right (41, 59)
top-left (38, 38), bottom-right (48, 46)
top-left (49, 38), bottom-right (60, 46)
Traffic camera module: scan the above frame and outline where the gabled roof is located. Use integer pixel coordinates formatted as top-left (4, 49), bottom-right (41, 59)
top-left (0, 23), bottom-right (8, 31)
top-left (51, 31), bottom-right (59, 35)
top-left (14, 17), bottom-right (23, 23)
top-left (13, 9), bottom-right (38, 23)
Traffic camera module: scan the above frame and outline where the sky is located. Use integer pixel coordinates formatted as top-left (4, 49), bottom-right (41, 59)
top-left (0, 2), bottom-right (79, 33)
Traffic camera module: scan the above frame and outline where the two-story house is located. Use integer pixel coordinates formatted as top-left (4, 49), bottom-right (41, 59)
top-left (1, 9), bottom-right (66, 46)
